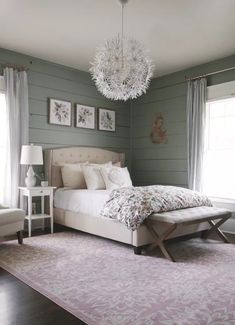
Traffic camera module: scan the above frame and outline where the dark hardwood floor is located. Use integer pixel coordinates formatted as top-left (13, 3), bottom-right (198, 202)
top-left (0, 268), bottom-right (86, 325)
top-left (0, 227), bottom-right (86, 325)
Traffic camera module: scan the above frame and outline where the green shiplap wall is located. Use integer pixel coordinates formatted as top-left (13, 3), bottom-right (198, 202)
top-left (131, 54), bottom-right (235, 187)
top-left (1, 46), bottom-right (235, 189)
top-left (0, 48), bottom-right (131, 167)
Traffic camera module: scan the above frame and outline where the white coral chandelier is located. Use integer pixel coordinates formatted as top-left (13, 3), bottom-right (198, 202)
top-left (90, 0), bottom-right (153, 101)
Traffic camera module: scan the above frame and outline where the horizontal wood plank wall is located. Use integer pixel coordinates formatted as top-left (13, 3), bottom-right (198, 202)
top-left (131, 54), bottom-right (235, 187)
top-left (1, 47), bottom-right (235, 188)
top-left (0, 48), bottom-right (131, 170)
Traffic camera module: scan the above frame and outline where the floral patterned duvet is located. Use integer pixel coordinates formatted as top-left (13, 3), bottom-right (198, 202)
top-left (100, 185), bottom-right (212, 230)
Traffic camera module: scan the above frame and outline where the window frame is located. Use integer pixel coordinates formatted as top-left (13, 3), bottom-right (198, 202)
top-left (204, 81), bottom-right (235, 203)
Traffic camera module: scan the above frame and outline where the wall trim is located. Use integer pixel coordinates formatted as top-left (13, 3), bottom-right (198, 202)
top-left (207, 80), bottom-right (235, 101)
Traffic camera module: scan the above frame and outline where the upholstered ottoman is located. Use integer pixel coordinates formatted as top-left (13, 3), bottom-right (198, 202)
top-left (0, 208), bottom-right (25, 244)
top-left (145, 206), bottom-right (232, 262)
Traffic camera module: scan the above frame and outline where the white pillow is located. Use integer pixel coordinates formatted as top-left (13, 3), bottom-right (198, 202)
top-left (83, 162), bottom-right (112, 190)
top-left (61, 163), bottom-right (87, 188)
top-left (101, 166), bottom-right (132, 190)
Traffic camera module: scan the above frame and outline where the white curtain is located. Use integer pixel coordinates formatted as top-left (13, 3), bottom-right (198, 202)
top-left (0, 68), bottom-right (29, 208)
top-left (187, 78), bottom-right (207, 192)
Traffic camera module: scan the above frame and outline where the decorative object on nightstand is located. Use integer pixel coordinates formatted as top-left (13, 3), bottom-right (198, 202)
top-left (20, 144), bottom-right (43, 187)
top-left (19, 186), bottom-right (56, 237)
top-left (41, 181), bottom-right (48, 187)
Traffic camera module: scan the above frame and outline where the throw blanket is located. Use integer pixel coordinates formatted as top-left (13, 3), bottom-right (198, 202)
top-left (100, 185), bottom-right (212, 231)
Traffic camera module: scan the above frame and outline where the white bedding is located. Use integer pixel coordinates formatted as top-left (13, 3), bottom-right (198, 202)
top-left (54, 188), bottom-right (111, 216)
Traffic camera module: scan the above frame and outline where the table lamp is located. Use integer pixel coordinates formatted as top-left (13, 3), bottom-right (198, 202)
top-left (20, 144), bottom-right (43, 187)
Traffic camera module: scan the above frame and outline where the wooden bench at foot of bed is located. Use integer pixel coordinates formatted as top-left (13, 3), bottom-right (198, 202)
top-left (144, 206), bottom-right (232, 262)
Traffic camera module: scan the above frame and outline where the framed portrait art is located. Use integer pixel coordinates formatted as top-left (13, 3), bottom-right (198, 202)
top-left (49, 98), bottom-right (72, 126)
top-left (75, 104), bottom-right (96, 129)
top-left (98, 108), bottom-right (116, 132)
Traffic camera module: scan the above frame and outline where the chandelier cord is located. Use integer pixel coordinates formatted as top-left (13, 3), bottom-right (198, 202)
top-left (121, 3), bottom-right (124, 68)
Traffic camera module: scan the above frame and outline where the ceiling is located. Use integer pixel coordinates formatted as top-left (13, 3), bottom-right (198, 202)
top-left (1, 0), bottom-right (235, 77)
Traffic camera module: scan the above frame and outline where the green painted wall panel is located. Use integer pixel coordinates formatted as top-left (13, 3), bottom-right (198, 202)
top-left (135, 83), bottom-right (187, 105)
top-left (132, 134), bottom-right (187, 149)
top-left (2, 46), bottom-right (235, 188)
top-left (132, 106), bottom-right (186, 128)
top-left (29, 128), bottom-right (129, 149)
top-left (133, 159), bottom-right (187, 172)
top-left (132, 54), bottom-right (235, 186)
top-left (134, 171), bottom-right (188, 186)
top-left (0, 47), bottom-right (131, 172)
top-left (29, 115), bottom-right (130, 138)
top-left (29, 99), bottom-right (130, 127)
top-left (133, 121), bottom-right (186, 138)
top-left (28, 71), bottom-right (103, 100)
top-left (133, 147), bottom-right (187, 160)
top-left (28, 85), bottom-right (129, 112)
top-left (28, 71), bottom-right (129, 112)
top-left (132, 96), bottom-right (186, 117)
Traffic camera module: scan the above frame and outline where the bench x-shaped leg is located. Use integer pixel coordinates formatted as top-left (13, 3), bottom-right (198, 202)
top-left (145, 220), bottom-right (177, 262)
top-left (204, 216), bottom-right (230, 243)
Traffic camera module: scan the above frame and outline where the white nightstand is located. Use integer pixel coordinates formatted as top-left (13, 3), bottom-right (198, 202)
top-left (19, 186), bottom-right (56, 237)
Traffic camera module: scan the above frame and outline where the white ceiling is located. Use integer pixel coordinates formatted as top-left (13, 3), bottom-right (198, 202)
top-left (0, 0), bottom-right (235, 77)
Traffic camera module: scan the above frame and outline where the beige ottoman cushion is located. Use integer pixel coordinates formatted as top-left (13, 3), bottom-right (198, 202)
top-left (0, 209), bottom-right (25, 226)
top-left (149, 206), bottom-right (231, 224)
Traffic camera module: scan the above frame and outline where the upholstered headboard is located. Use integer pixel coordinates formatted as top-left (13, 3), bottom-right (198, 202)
top-left (44, 147), bottom-right (125, 188)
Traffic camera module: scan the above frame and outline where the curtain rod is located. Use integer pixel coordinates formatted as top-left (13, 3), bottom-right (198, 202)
top-left (4, 63), bottom-right (29, 71)
top-left (185, 66), bottom-right (235, 81)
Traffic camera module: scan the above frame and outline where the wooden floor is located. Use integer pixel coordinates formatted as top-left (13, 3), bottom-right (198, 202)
top-left (0, 268), bottom-right (86, 325)
top-left (0, 227), bottom-right (234, 325)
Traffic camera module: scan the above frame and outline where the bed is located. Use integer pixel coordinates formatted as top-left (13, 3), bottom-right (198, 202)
top-left (44, 146), bottom-right (227, 256)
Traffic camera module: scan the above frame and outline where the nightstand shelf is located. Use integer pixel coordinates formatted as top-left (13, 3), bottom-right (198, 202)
top-left (25, 214), bottom-right (52, 221)
top-left (19, 186), bottom-right (56, 237)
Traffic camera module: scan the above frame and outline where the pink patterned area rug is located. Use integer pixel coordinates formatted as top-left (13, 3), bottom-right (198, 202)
top-left (0, 232), bottom-right (235, 325)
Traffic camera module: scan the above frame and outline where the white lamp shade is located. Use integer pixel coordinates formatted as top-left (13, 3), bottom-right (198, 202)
top-left (20, 145), bottom-right (43, 165)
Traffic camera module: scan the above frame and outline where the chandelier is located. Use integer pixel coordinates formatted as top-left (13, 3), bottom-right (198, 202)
top-left (90, 0), bottom-right (153, 101)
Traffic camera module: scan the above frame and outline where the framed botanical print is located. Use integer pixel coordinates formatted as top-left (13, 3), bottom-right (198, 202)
top-left (75, 104), bottom-right (96, 129)
top-left (98, 108), bottom-right (116, 132)
top-left (49, 98), bottom-right (72, 126)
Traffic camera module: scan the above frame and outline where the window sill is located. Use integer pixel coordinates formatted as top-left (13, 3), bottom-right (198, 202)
top-left (210, 197), bottom-right (235, 204)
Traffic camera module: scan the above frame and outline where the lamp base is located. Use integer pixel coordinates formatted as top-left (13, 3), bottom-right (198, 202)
top-left (25, 165), bottom-right (36, 187)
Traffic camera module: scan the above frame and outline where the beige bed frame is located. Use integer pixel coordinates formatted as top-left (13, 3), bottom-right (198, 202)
top-left (44, 146), bottom-right (209, 254)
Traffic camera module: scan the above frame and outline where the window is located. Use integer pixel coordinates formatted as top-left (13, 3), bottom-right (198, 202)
top-left (202, 97), bottom-right (235, 200)
top-left (0, 77), bottom-right (7, 201)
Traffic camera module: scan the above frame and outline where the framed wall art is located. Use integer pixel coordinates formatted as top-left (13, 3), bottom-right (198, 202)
top-left (75, 104), bottom-right (96, 129)
top-left (150, 112), bottom-right (168, 144)
top-left (98, 108), bottom-right (116, 132)
top-left (49, 98), bottom-right (72, 126)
